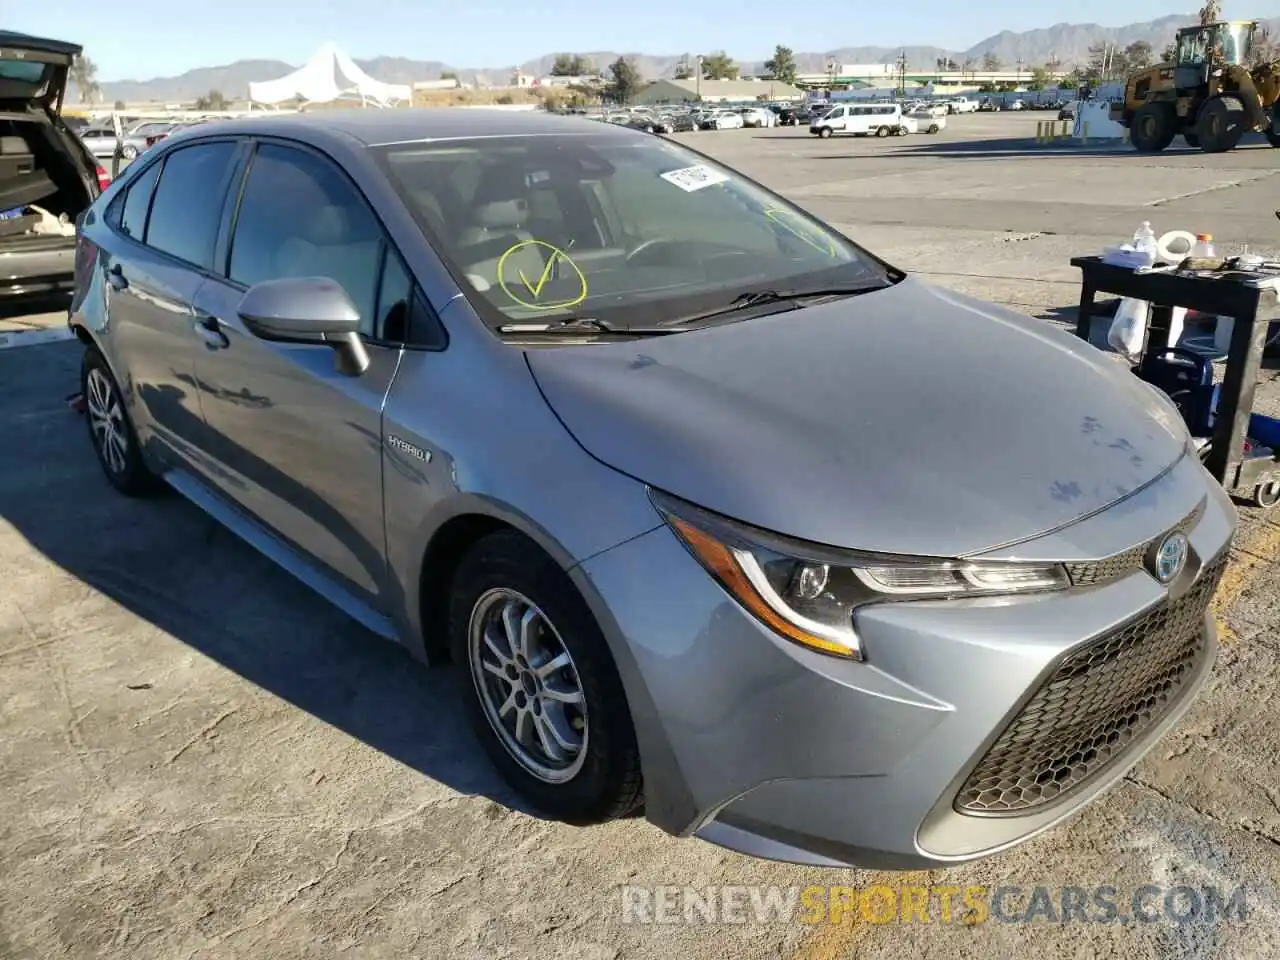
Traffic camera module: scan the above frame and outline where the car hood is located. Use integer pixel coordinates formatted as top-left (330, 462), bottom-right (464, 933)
top-left (526, 279), bottom-right (1188, 558)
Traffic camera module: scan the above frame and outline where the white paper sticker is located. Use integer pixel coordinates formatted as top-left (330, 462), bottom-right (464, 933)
top-left (659, 165), bottom-right (730, 193)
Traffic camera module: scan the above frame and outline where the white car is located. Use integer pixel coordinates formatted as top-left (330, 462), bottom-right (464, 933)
top-left (704, 110), bottom-right (744, 130)
top-left (739, 107), bottom-right (774, 128)
top-left (909, 108), bottom-right (946, 133)
top-left (1008, 99), bottom-right (1026, 111)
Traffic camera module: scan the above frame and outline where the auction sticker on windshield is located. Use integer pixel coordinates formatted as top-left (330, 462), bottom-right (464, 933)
top-left (660, 165), bottom-right (731, 192)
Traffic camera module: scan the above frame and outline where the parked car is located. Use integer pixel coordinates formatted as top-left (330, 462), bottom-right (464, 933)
top-left (739, 107), bottom-right (774, 128)
top-left (810, 103), bottom-right (906, 138)
top-left (700, 110), bottom-right (744, 130)
top-left (78, 122), bottom-right (121, 157)
top-left (978, 98), bottom-right (1002, 112)
top-left (770, 105), bottom-right (798, 126)
top-left (1007, 99), bottom-right (1027, 111)
top-left (909, 107), bottom-right (946, 134)
top-left (948, 97), bottom-right (979, 114)
top-left (664, 113), bottom-right (697, 133)
top-left (71, 108), bottom-right (1236, 871)
top-left (1058, 102), bottom-right (1077, 121)
top-left (0, 29), bottom-right (109, 300)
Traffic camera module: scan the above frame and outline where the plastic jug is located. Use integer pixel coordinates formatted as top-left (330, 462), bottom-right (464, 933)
top-left (1133, 222), bottom-right (1159, 264)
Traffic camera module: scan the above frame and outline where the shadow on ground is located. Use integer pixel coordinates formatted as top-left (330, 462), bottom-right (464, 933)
top-left (1, 340), bottom-right (549, 821)
top-left (0, 292), bottom-right (71, 322)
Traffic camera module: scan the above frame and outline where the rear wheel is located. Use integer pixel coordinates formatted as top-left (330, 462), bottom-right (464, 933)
top-left (928, 123), bottom-right (940, 134)
top-left (1197, 95), bottom-right (1247, 153)
top-left (1131, 102), bottom-right (1176, 152)
top-left (81, 348), bottom-right (163, 497)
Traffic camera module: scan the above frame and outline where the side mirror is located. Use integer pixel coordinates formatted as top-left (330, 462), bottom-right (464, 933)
top-left (237, 277), bottom-right (370, 376)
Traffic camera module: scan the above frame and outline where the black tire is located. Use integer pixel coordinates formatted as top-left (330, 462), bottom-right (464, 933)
top-left (875, 126), bottom-right (890, 138)
top-left (1256, 478), bottom-right (1280, 508)
top-left (928, 123), bottom-right (940, 134)
top-left (1131, 102), bottom-right (1176, 152)
top-left (1265, 104), bottom-right (1280, 148)
top-left (1184, 131), bottom-right (1201, 148)
top-left (817, 126), bottom-right (832, 139)
top-left (1197, 95), bottom-right (1246, 153)
top-left (448, 530), bottom-right (643, 823)
top-left (81, 347), bottom-right (164, 497)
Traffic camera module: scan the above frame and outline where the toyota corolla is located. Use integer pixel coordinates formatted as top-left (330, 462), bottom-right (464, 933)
top-left (69, 109), bottom-right (1236, 868)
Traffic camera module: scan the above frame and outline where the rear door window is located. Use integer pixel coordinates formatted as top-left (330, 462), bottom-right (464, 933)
top-left (145, 141), bottom-right (239, 269)
top-left (119, 162), bottom-right (161, 240)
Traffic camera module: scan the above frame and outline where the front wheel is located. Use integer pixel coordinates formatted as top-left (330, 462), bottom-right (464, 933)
top-left (1197, 95), bottom-right (1246, 153)
top-left (817, 126), bottom-right (832, 139)
top-left (1131, 102), bottom-right (1175, 152)
top-left (450, 530), bottom-right (643, 823)
top-left (121, 144), bottom-right (138, 160)
top-left (928, 123), bottom-right (940, 134)
top-left (1256, 478), bottom-right (1280, 508)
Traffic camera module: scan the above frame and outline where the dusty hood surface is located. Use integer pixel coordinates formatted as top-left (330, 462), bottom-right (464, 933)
top-left (527, 279), bottom-right (1188, 558)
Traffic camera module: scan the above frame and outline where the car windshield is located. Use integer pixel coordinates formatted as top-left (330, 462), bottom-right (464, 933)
top-left (375, 132), bottom-right (892, 331)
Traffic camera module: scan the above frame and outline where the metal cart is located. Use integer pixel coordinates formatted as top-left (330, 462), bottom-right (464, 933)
top-left (1071, 256), bottom-right (1280, 507)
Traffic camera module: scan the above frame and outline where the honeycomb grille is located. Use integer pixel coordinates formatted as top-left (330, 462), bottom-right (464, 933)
top-left (955, 555), bottom-right (1225, 815)
top-left (1064, 510), bottom-right (1201, 588)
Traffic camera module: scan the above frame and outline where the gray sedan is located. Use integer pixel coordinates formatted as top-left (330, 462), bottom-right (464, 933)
top-left (68, 109), bottom-right (1235, 869)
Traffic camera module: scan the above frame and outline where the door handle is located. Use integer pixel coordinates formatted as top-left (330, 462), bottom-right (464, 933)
top-left (106, 264), bottom-right (128, 291)
top-left (193, 314), bottom-right (229, 350)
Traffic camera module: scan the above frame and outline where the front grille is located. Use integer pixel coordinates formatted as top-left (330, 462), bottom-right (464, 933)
top-left (955, 555), bottom-right (1226, 815)
top-left (1064, 509), bottom-right (1200, 588)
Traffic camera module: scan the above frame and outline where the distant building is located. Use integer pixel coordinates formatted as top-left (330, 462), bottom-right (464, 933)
top-left (632, 77), bottom-right (804, 104)
top-left (413, 78), bottom-right (461, 91)
top-left (794, 64), bottom-right (1065, 92)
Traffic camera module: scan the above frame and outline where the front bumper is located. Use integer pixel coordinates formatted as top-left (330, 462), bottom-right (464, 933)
top-left (578, 454), bottom-right (1236, 868)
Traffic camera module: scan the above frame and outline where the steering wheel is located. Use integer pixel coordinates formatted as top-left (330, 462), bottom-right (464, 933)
top-left (625, 238), bottom-right (681, 264)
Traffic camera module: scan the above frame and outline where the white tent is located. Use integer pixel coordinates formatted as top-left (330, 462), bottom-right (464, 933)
top-left (249, 42), bottom-right (411, 108)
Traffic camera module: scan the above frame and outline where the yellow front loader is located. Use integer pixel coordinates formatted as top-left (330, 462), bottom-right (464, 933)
top-left (1112, 20), bottom-right (1280, 153)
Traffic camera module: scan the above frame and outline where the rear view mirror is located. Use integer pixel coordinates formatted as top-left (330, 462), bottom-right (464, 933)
top-left (237, 277), bottom-right (369, 376)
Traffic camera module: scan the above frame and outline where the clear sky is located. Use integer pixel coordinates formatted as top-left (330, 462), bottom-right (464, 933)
top-left (9, 1), bottom-right (1280, 81)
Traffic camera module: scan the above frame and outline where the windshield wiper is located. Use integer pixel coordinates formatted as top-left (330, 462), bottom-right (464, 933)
top-left (669, 282), bottom-right (889, 328)
top-left (498, 317), bottom-right (676, 337)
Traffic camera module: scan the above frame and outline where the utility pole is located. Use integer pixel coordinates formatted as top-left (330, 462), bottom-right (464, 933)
top-left (696, 55), bottom-right (702, 100)
top-left (896, 50), bottom-right (907, 97)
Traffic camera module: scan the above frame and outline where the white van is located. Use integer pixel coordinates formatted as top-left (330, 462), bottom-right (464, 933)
top-left (809, 103), bottom-right (905, 139)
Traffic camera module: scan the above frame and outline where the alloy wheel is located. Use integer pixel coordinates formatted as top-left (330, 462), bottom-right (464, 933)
top-left (86, 366), bottom-right (128, 476)
top-left (468, 588), bottom-right (588, 783)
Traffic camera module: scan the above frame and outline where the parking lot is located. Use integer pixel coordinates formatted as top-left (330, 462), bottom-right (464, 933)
top-left (3, 110), bottom-right (1280, 960)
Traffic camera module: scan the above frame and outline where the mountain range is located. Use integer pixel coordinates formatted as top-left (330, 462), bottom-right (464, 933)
top-left (99, 14), bottom-right (1280, 103)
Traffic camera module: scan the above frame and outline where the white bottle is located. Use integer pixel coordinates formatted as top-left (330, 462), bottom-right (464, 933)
top-left (1191, 233), bottom-right (1215, 259)
top-left (1133, 221), bottom-right (1159, 265)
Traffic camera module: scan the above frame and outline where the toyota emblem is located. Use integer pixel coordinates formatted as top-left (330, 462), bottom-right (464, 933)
top-left (1150, 531), bottom-right (1189, 585)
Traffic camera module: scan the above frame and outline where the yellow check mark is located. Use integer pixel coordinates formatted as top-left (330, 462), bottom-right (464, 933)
top-left (519, 251), bottom-right (560, 299)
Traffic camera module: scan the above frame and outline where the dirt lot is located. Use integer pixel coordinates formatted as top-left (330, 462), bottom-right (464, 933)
top-left (2, 112), bottom-right (1280, 960)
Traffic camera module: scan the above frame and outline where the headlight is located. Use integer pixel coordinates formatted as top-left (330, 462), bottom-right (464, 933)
top-left (652, 491), bottom-right (1069, 661)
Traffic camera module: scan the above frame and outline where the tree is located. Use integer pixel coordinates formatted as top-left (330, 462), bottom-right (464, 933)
top-left (1161, 41), bottom-right (1177, 63)
top-left (194, 89), bottom-right (228, 110)
top-left (608, 56), bottom-right (641, 104)
top-left (1199, 0), bottom-right (1221, 25)
top-left (981, 52), bottom-right (1002, 71)
top-left (1124, 41), bottom-right (1153, 70)
top-left (69, 54), bottom-right (100, 104)
top-left (701, 51), bottom-right (738, 80)
top-left (1027, 66), bottom-right (1050, 91)
top-left (763, 45), bottom-right (797, 85)
top-left (961, 57), bottom-right (976, 74)
top-left (550, 53), bottom-right (593, 77)
top-left (1085, 42), bottom-right (1127, 83)
top-left (113, 99), bottom-right (126, 111)
top-left (673, 55), bottom-right (693, 80)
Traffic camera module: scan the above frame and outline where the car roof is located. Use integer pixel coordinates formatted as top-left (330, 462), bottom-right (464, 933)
top-left (183, 108), bottom-right (638, 148)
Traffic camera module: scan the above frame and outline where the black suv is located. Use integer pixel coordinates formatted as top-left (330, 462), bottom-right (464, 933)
top-left (1, 31), bottom-right (108, 300)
